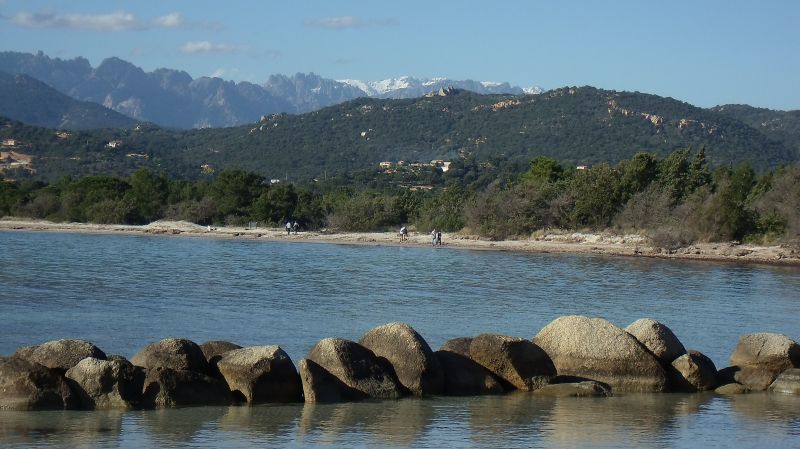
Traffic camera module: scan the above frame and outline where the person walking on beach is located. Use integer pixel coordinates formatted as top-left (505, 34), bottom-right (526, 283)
top-left (431, 229), bottom-right (437, 247)
top-left (436, 230), bottom-right (442, 246)
top-left (399, 225), bottom-right (408, 242)
top-left (292, 221), bottom-right (299, 234)
top-left (285, 220), bottom-right (292, 235)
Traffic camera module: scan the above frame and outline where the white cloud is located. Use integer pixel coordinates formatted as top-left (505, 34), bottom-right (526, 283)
top-left (11, 10), bottom-right (223, 32)
top-left (153, 12), bottom-right (183, 28)
top-left (180, 41), bottom-right (238, 54)
top-left (304, 16), bottom-right (366, 29)
top-left (13, 10), bottom-right (139, 31)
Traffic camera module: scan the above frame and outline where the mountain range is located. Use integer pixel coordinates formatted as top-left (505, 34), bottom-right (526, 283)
top-left (2, 85), bottom-right (798, 182)
top-left (0, 51), bottom-right (541, 129)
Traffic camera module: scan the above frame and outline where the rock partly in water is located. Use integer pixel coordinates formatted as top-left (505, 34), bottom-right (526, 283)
top-left (533, 315), bottom-right (667, 392)
top-left (299, 358), bottom-right (367, 403)
top-left (141, 367), bottom-right (232, 408)
top-left (768, 368), bottom-right (800, 395)
top-left (216, 346), bottom-right (301, 404)
top-left (715, 382), bottom-right (749, 395)
top-left (65, 357), bottom-right (144, 409)
top-left (728, 333), bottom-right (800, 390)
top-left (668, 350), bottom-right (718, 392)
top-left (306, 338), bottom-right (405, 399)
top-left (435, 349), bottom-right (505, 396)
top-left (359, 322), bottom-right (444, 396)
top-left (0, 356), bottom-right (78, 410)
top-left (131, 338), bottom-right (209, 375)
top-left (468, 334), bottom-right (555, 391)
top-left (533, 381), bottom-right (611, 397)
top-left (625, 319), bottom-right (686, 365)
top-left (20, 340), bottom-right (106, 374)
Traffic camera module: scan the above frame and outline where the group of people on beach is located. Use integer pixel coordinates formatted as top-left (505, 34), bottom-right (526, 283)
top-left (398, 225), bottom-right (442, 246)
top-left (431, 229), bottom-right (442, 246)
top-left (285, 220), bottom-right (299, 235)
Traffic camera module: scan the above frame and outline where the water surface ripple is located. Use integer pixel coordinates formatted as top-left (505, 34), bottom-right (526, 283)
top-left (1, 231), bottom-right (798, 448)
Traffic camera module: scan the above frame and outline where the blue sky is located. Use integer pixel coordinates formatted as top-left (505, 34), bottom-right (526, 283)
top-left (1, 0), bottom-right (798, 109)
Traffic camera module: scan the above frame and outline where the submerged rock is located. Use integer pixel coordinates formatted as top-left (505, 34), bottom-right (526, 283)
top-left (65, 357), bottom-right (144, 409)
top-left (625, 319), bottom-right (686, 365)
top-left (0, 356), bottom-right (78, 410)
top-left (533, 381), bottom-right (611, 397)
top-left (715, 382), bottom-right (749, 395)
top-left (533, 315), bottom-right (667, 392)
top-left (769, 368), bottom-right (800, 395)
top-left (306, 338), bottom-right (405, 400)
top-left (359, 322), bottom-right (444, 396)
top-left (131, 338), bottom-right (209, 374)
top-left (216, 346), bottom-right (301, 404)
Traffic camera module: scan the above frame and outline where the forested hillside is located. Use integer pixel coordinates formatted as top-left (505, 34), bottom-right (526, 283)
top-left (1, 87), bottom-right (798, 182)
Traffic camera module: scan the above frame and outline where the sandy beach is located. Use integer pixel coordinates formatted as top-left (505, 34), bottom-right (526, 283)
top-left (1, 218), bottom-right (798, 267)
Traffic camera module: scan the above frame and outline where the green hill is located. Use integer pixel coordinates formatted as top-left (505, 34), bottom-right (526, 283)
top-left (0, 72), bottom-right (137, 130)
top-left (1, 86), bottom-right (798, 181)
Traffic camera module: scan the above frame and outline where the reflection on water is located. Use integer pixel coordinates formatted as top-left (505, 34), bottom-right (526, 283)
top-left (1, 393), bottom-right (798, 448)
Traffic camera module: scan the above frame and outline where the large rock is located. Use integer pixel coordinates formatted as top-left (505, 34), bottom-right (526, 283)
top-left (359, 322), bottom-right (444, 396)
top-left (439, 337), bottom-right (472, 355)
top-left (435, 350), bottom-right (505, 396)
top-left (0, 356), bottom-right (79, 410)
top-left (533, 381), bottom-right (611, 397)
top-left (668, 350), bottom-right (718, 392)
top-left (299, 358), bottom-right (367, 403)
top-left (306, 338), bottom-right (405, 399)
top-left (131, 338), bottom-right (209, 374)
top-left (200, 341), bottom-right (242, 365)
top-left (141, 367), bottom-right (232, 408)
top-left (468, 334), bottom-right (555, 391)
top-left (216, 346), bottom-right (301, 404)
top-left (625, 319), bottom-right (686, 364)
top-left (533, 315), bottom-right (668, 392)
top-left (65, 357), bottom-right (144, 409)
top-left (768, 368), bottom-right (800, 395)
top-left (728, 333), bottom-right (800, 390)
top-left (20, 340), bottom-right (106, 374)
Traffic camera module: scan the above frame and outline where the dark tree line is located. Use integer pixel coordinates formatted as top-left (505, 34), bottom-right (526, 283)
top-left (1, 148), bottom-right (798, 247)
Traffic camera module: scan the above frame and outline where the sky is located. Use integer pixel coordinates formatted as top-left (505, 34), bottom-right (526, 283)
top-left (1, 0), bottom-right (798, 110)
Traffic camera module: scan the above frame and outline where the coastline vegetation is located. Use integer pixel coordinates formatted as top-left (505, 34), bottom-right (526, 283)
top-left (1, 147), bottom-right (798, 248)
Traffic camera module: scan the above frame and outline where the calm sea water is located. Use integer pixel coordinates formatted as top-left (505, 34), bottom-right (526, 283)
top-left (1, 230), bottom-right (799, 448)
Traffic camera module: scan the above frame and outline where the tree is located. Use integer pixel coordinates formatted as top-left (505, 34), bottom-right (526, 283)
top-left (210, 169), bottom-right (265, 220)
top-left (252, 183), bottom-right (298, 225)
top-left (128, 168), bottom-right (168, 224)
top-left (519, 157), bottom-right (564, 185)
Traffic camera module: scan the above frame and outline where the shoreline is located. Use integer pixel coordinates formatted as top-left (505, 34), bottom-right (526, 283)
top-left (1, 218), bottom-right (799, 267)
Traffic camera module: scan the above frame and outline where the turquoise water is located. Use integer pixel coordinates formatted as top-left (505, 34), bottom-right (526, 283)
top-left (1, 230), bottom-right (799, 448)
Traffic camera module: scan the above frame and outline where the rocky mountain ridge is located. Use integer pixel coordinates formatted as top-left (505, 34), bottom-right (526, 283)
top-left (0, 51), bottom-right (541, 129)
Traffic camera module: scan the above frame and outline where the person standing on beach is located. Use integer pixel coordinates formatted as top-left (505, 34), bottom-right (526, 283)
top-left (292, 221), bottom-right (299, 234)
top-left (431, 229), bottom-right (437, 247)
top-left (436, 230), bottom-right (442, 246)
top-left (400, 225), bottom-right (408, 242)
top-left (285, 220), bottom-right (292, 235)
